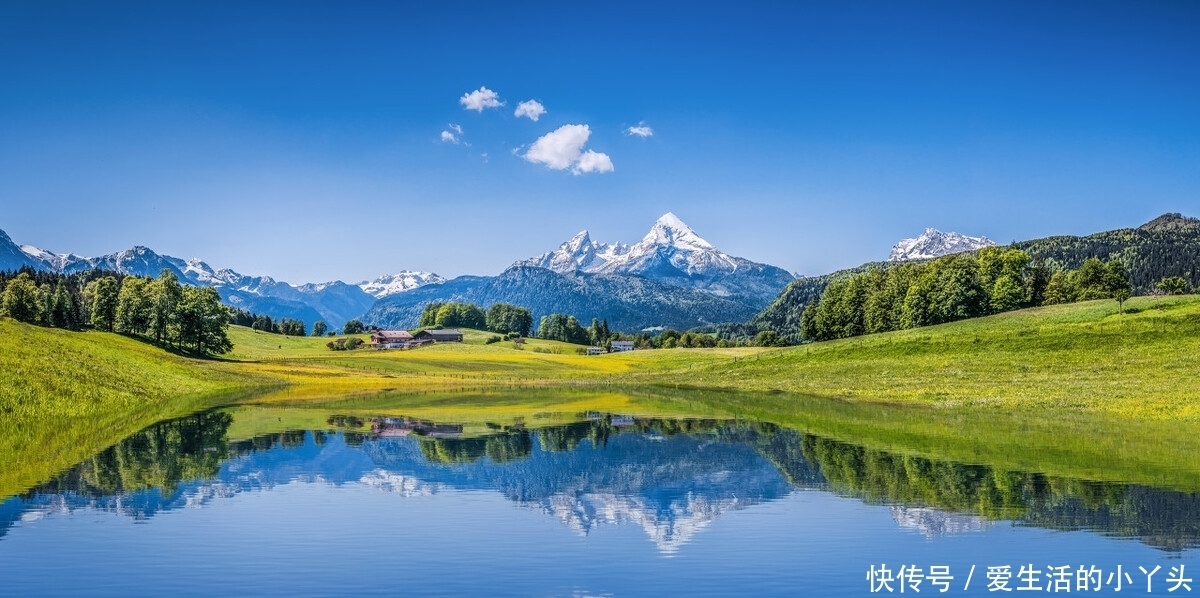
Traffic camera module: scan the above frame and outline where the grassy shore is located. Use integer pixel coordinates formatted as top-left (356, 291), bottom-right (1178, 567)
top-left (632, 295), bottom-right (1200, 419)
top-left (3, 294), bottom-right (1200, 496)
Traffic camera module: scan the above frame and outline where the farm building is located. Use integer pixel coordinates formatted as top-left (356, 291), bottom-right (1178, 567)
top-left (610, 341), bottom-right (635, 352)
top-left (370, 330), bottom-right (413, 348)
top-left (414, 329), bottom-right (464, 343)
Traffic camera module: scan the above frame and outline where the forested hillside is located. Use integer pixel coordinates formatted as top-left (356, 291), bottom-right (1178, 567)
top-left (750, 263), bottom-right (887, 334)
top-left (752, 213), bottom-right (1200, 338)
top-left (1013, 213), bottom-right (1200, 292)
top-left (361, 266), bottom-right (762, 332)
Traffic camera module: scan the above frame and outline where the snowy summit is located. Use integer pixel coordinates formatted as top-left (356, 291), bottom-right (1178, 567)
top-left (358, 271), bottom-right (446, 299)
top-left (515, 212), bottom-right (736, 277)
top-left (888, 228), bottom-right (996, 261)
top-left (513, 212), bottom-right (794, 300)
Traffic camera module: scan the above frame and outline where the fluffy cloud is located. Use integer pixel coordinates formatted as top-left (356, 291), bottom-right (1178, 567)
top-left (625, 122), bottom-right (654, 138)
top-left (574, 149), bottom-right (614, 174)
top-left (514, 99), bottom-right (547, 121)
top-left (523, 124), bottom-right (613, 175)
top-left (460, 87), bottom-right (503, 111)
top-left (440, 123), bottom-right (464, 144)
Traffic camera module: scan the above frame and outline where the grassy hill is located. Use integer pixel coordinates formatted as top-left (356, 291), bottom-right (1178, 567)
top-left (6, 295), bottom-right (1200, 420)
top-left (640, 295), bottom-right (1200, 419)
top-left (5, 296), bottom-right (1200, 495)
top-left (753, 213), bottom-right (1200, 337)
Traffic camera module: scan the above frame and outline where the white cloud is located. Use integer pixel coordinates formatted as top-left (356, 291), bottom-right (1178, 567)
top-left (440, 124), bottom-right (466, 144)
top-left (460, 87), bottom-right (503, 111)
top-left (523, 124), bottom-right (614, 175)
top-left (625, 121), bottom-right (654, 138)
top-left (514, 99), bottom-right (547, 122)
top-left (573, 149), bottom-right (614, 174)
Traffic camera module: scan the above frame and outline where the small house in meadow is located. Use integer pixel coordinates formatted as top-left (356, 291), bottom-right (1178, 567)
top-left (586, 346), bottom-right (606, 355)
top-left (414, 329), bottom-right (464, 343)
top-left (371, 330), bottom-right (413, 348)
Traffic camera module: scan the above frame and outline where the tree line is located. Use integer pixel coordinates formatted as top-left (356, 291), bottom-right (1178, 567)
top-left (228, 308), bottom-right (315, 337)
top-left (0, 267), bottom-right (232, 355)
top-left (418, 301), bottom-right (533, 337)
top-left (799, 248), bottom-right (1135, 342)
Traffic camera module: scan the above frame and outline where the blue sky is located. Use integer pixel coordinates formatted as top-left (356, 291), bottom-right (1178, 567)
top-left (1, 1), bottom-right (1197, 283)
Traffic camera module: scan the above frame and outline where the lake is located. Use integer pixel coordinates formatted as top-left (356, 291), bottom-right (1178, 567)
top-left (2, 400), bottom-right (1198, 596)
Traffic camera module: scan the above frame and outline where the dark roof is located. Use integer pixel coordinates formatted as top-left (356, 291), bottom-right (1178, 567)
top-left (373, 330), bottom-right (413, 341)
top-left (415, 329), bottom-right (463, 340)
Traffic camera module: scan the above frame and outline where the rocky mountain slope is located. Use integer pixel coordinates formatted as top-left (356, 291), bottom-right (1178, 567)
top-left (888, 228), bottom-right (995, 261)
top-left (0, 229), bottom-right (438, 330)
top-left (516, 213), bottom-right (794, 305)
top-left (361, 266), bottom-right (762, 332)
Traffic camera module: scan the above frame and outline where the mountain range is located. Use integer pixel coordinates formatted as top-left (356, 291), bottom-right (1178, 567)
top-left (9, 213), bottom-right (1188, 335)
top-left (1, 213), bottom-right (797, 332)
top-left (888, 228), bottom-right (996, 261)
top-left (514, 212), bottom-right (795, 301)
top-left (0, 231), bottom-right (441, 330)
top-left (754, 213), bottom-right (1200, 337)
top-left (362, 213), bottom-right (797, 330)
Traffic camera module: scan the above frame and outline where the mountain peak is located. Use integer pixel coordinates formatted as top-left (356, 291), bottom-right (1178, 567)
top-left (358, 271), bottom-right (445, 298)
top-left (510, 212), bottom-right (793, 302)
top-left (564, 230), bottom-right (593, 250)
top-left (1140, 212), bottom-right (1200, 233)
top-left (641, 212), bottom-right (713, 250)
top-left (655, 212), bottom-right (687, 229)
top-left (888, 228), bottom-right (995, 262)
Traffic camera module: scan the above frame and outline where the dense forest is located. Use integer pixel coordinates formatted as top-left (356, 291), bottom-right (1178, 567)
top-left (1013, 213), bottom-right (1200, 291)
top-left (746, 213), bottom-right (1200, 342)
top-left (0, 267), bottom-right (232, 355)
top-left (228, 307), bottom-right (313, 337)
top-left (418, 301), bottom-right (534, 337)
top-left (799, 249), bottom-right (1135, 341)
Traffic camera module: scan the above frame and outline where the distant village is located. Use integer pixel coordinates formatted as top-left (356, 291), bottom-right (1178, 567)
top-left (365, 328), bottom-right (635, 355)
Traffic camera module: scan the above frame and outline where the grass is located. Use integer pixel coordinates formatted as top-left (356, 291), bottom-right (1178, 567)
top-left (629, 295), bottom-right (1200, 419)
top-left (4, 295), bottom-right (1200, 496)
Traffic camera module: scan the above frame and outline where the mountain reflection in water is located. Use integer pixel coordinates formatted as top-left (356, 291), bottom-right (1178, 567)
top-left (4, 409), bottom-right (1200, 553)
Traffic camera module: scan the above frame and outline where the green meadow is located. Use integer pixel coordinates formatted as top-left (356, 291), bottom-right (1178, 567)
top-left (3, 294), bottom-right (1200, 497)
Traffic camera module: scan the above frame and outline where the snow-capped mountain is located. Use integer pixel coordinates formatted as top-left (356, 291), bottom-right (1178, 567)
top-left (514, 212), bottom-right (794, 302)
top-left (888, 228), bottom-right (996, 261)
top-left (358, 271), bottom-right (446, 299)
top-left (0, 227), bottom-right (439, 329)
top-left (517, 230), bottom-right (629, 273)
top-left (0, 229), bottom-right (43, 272)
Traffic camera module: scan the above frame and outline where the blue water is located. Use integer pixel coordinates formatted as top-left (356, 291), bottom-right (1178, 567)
top-left (1, 413), bottom-right (1197, 596)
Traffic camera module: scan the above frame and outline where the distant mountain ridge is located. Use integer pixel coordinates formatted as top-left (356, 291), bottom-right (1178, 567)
top-left (0, 229), bottom-right (440, 330)
top-left (362, 213), bottom-right (796, 331)
top-left (888, 228), bottom-right (995, 261)
top-left (358, 271), bottom-right (446, 298)
top-left (2, 213), bottom-right (793, 333)
top-left (361, 266), bottom-right (763, 332)
top-left (516, 212), bottom-right (795, 304)
top-left (754, 213), bottom-right (1200, 337)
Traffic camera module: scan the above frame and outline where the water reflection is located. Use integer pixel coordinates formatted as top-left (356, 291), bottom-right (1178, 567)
top-left (4, 410), bottom-right (1200, 554)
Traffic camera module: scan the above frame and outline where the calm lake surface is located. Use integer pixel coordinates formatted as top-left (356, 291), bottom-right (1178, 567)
top-left (3, 405), bottom-right (1199, 596)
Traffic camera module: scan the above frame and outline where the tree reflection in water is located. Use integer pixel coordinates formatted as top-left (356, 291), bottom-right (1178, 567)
top-left (5, 410), bottom-right (1200, 551)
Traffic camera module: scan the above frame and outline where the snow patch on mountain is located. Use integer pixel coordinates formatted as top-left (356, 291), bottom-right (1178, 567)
top-left (512, 212), bottom-right (793, 302)
top-left (0, 226), bottom-right (433, 328)
top-left (517, 212), bottom-right (755, 278)
top-left (358, 271), bottom-right (446, 298)
top-left (888, 228), bottom-right (996, 261)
